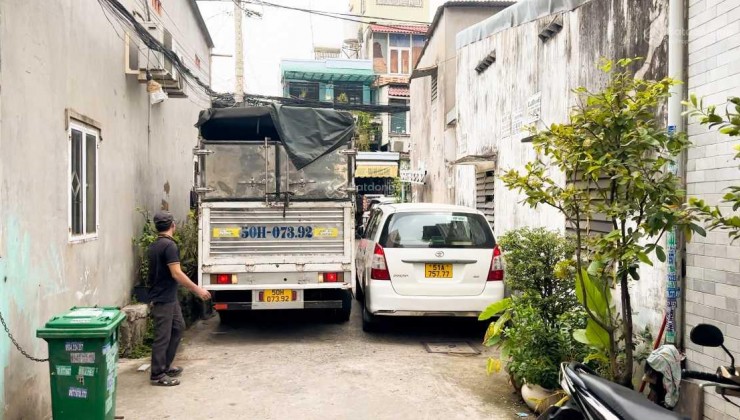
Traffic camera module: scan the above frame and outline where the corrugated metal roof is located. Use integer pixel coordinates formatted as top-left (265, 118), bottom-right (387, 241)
top-left (369, 24), bottom-right (429, 35)
top-left (456, 0), bottom-right (589, 49)
top-left (281, 59), bottom-right (376, 83)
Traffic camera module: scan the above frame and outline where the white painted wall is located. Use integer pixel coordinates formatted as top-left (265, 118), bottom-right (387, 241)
top-left (0, 1), bottom-right (211, 417)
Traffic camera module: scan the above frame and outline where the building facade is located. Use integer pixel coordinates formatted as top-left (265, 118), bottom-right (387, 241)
top-left (409, 1), bottom-right (513, 205)
top-left (281, 58), bottom-right (376, 106)
top-left (0, 0), bottom-right (212, 417)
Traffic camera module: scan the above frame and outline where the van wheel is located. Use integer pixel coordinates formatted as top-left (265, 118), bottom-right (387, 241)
top-left (354, 275), bottom-right (364, 301)
top-left (362, 304), bottom-right (378, 332)
top-left (332, 290), bottom-right (352, 323)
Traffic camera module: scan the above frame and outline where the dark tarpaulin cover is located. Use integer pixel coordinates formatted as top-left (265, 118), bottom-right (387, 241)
top-left (195, 104), bottom-right (355, 170)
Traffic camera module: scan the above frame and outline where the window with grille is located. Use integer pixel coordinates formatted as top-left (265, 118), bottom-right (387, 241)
top-left (334, 83), bottom-right (364, 105)
top-left (476, 170), bottom-right (494, 227)
top-left (69, 121), bottom-right (99, 241)
top-left (288, 82), bottom-right (320, 101)
top-left (389, 99), bottom-right (408, 134)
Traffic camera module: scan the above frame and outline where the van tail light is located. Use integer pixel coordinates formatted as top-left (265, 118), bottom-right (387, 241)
top-left (370, 244), bottom-right (391, 280)
top-left (487, 245), bottom-right (504, 281)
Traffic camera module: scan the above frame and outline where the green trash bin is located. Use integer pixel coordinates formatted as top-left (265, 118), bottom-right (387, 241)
top-left (37, 306), bottom-right (126, 420)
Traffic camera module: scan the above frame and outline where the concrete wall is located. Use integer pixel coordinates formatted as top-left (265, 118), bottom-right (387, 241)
top-left (684, 1), bottom-right (740, 418)
top-left (455, 0), bottom-right (669, 331)
top-left (410, 7), bottom-right (504, 204)
top-left (0, 0), bottom-right (211, 418)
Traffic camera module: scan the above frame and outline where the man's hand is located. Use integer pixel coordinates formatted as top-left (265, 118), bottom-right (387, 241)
top-left (196, 287), bottom-right (212, 301)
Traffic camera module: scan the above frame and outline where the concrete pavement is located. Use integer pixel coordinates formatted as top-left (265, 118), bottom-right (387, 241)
top-left (116, 305), bottom-right (527, 420)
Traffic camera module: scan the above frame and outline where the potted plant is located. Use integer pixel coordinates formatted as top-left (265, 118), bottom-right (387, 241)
top-left (480, 228), bottom-right (588, 413)
top-left (132, 209), bottom-right (159, 303)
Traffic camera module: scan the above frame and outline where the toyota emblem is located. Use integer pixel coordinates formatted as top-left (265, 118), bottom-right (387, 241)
top-left (435, 251), bottom-right (444, 258)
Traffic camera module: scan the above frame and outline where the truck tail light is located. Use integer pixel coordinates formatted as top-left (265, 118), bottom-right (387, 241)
top-left (212, 274), bottom-right (234, 285)
top-left (319, 272), bottom-right (343, 283)
top-left (487, 245), bottom-right (504, 281)
top-left (370, 244), bottom-right (391, 280)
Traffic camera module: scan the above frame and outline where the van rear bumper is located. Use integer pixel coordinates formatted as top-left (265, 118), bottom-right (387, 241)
top-left (366, 280), bottom-right (504, 316)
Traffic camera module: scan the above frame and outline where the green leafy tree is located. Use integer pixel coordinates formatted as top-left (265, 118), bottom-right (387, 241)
top-left (685, 96), bottom-right (740, 241)
top-left (354, 111), bottom-right (377, 152)
top-left (501, 58), bottom-right (699, 386)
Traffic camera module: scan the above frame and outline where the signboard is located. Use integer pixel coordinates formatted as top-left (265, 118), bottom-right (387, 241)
top-left (355, 165), bottom-right (398, 178)
top-left (400, 169), bottom-right (426, 185)
top-left (526, 92), bottom-right (542, 124)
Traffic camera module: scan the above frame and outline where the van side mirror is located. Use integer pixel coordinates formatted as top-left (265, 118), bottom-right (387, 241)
top-left (690, 324), bottom-right (724, 347)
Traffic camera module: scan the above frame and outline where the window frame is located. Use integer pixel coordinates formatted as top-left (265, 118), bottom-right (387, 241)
top-left (68, 120), bottom-right (100, 243)
top-left (389, 98), bottom-right (409, 135)
top-left (388, 46), bottom-right (412, 75)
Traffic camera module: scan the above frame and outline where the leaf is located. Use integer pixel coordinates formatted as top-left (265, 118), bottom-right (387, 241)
top-left (478, 297), bottom-right (512, 321)
top-left (690, 223), bottom-right (707, 237)
top-left (587, 260), bottom-right (604, 276)
top-left (486, 358), bottom-right (503, 375)
top-left (575, 269), bottom-right (611, 321)
top-left (573, 319), bottom-right (610, 350)
top-left (655, 246), bottom-right (666, 263)
top-left (629, 266), bottom-right (640, 280)
top-left (637, 252), bottom-right (653, 266)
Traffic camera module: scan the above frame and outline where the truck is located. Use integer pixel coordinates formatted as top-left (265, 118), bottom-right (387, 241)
top-left (193, 104), bottom-right (356, 321)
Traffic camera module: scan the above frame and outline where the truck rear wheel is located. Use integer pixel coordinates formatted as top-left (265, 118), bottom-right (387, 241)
top-left (218, 310), bottom-right (239, 325)
top-left (332, 290), bottom-right (352, 323)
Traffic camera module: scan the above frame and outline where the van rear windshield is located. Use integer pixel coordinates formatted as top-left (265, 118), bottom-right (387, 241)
top-left (379, 212), bottom-right (495, 248)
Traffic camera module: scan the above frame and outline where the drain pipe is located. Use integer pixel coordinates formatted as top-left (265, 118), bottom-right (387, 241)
top-left (665, 0), bottom-right (686, 346)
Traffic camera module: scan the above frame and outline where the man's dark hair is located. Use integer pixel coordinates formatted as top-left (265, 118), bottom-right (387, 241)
top-left (153, 211), bottom-right (175, 233)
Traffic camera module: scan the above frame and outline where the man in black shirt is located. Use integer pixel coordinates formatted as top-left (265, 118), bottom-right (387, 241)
top-left (148, 210), bottom-right (211, 386)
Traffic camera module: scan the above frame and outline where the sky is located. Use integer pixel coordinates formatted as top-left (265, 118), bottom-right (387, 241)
top-left (198, 0), bottom-right (446, 96)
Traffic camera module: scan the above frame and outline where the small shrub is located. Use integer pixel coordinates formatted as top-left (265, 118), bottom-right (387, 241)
top-left (481, 228), bottom-right (588, 389)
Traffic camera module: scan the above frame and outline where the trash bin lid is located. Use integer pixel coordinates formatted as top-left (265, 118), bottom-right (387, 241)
top-left (37, 306), bottom-right (126, 339)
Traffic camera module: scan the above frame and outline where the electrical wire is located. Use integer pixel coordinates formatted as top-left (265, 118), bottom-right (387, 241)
top-left (134, 0), bottom-right (211, 81)
top-left (243, 0), bottom-right (431, 25)
top-left (244, 0), bottom-right (430, 31)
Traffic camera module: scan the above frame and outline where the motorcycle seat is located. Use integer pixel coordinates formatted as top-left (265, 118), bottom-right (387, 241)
top-left (574, 368), bottom-right (688, 420)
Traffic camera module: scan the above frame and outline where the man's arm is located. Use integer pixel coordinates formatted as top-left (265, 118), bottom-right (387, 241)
top-left (168, 262), bottom-right (211, 301)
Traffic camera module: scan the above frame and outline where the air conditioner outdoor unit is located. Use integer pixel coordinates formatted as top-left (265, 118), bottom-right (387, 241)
top-left (124, 22), bottom-right (177, 84)
top-left (393, 141), bottom-right (405, 153)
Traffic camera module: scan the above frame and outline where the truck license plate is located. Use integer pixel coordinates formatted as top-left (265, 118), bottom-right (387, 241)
top-left (260, 290), bottom-right (295, 303)
top-left (425, 264), bottom-right (453, 278)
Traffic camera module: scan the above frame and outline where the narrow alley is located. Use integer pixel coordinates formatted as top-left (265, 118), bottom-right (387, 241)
top-left (116, 308), bottom-right (525, 420)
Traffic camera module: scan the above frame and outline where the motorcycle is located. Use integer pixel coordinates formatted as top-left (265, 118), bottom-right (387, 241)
top-left (538, 323), bottom-right (740, 420)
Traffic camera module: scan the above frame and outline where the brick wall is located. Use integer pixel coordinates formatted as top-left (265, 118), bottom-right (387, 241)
top-left (686, 1), bottom-right (740, 418)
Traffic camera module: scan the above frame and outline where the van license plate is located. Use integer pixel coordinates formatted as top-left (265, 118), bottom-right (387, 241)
top-left (425, 264), bottom-right (453, 278)
top-left (261, 290), bottom-right (295, 302)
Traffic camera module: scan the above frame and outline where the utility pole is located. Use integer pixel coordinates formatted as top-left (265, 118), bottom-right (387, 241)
top-left (234, 1), bottom-right (244, 104)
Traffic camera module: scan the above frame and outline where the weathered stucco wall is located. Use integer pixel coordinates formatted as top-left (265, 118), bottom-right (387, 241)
top-left (410, 6), bottom-right (505, 204)
top-left (455, 0), bottom-right (669, 333)
top-left (0, 1), bottom-right (210, 418)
